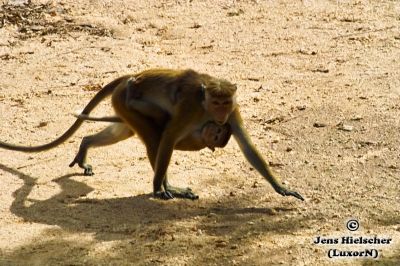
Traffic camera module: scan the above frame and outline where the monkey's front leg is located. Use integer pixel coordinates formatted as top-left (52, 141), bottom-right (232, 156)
top-left (153, 134), bottom-right (199, 200)
top-left (144, 130), bottom-right (199, 200)
top-left (230, 109), bottom-right (304, 201)
top-left (152, 133), bottom-right (175, 200)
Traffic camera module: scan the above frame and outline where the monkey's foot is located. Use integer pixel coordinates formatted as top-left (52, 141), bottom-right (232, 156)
top-left (275, 187), bottom-right (304, 201)
top-left (166, 186), bottom-right (199, 200)
top-left (82, 166), bottom-right (94, 176)
top-left (69, 159), bottom-right (94, 176)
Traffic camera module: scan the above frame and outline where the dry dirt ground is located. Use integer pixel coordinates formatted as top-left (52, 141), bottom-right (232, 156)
top-left (0, 0), bottom-right (399, 265)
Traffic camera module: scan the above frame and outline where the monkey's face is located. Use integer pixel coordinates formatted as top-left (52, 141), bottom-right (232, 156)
top-left (203, 93), bottom-right (236, 125)
top-left (201, 123), bottom-right (232, 151)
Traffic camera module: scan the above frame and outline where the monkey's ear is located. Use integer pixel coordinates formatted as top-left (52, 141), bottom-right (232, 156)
top-left (127, 77), bottom-right (136, 86)
top-left (200, 83), bottom-right (207, 101)
top-left (233, 84), bottom-right (238, 92)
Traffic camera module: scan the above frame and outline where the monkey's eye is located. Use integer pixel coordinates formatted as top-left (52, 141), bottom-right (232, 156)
top-left (212, 100), bottom-right (220, 105)
top-left (222, 100), bottom-right (232, 105)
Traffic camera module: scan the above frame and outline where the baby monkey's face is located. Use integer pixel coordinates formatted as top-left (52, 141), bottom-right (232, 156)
top-left (201, 122), bottom-right (232, 151)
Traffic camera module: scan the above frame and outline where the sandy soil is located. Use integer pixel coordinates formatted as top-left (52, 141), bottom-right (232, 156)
top-left (0, 0), bottom-right (399, 265)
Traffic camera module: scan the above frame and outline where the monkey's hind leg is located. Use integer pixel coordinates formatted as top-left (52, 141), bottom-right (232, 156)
top-left (69, 124), bottom-right (133, 175)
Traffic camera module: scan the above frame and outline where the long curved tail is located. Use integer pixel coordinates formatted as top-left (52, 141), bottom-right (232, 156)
top-left (73, 113), bottom-right (123, 123)
top-left (0, 75), bottom-right (129, 152)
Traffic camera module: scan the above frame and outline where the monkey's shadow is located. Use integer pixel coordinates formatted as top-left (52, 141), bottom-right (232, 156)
top-left (1, 163), bottom-right (304, 241)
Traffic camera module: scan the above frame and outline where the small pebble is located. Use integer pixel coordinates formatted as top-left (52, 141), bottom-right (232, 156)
top-left (313, 122), bottom-right (327, 128)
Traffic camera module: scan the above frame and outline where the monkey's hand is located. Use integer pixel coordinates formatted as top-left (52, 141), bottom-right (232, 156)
top-left (154, 188), bottom-right (199, 200)
top-left (274, 186), bottom-right (304, 201)
top-left (166, 186), bottom-right (199, 200)
top-left (154, 190), bottom-right (174, 200)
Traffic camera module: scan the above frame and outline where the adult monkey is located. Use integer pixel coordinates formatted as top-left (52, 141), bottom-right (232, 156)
top-left (88, 69), bottom-right (304, 201)
top-left (72, 75), bottom-right (231, 169)
top-left (0, 69), bottom-right (304, 201)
